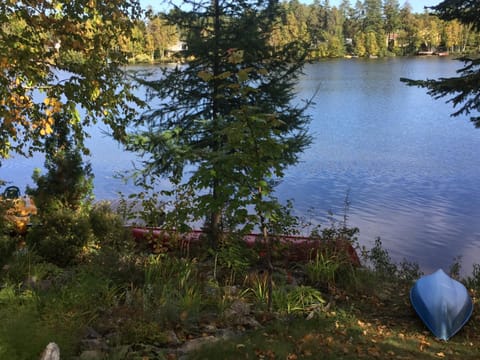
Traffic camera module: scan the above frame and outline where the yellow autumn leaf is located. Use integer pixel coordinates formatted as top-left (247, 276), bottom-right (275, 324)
top-left (258, 68), bottom-right (268, 76)
top-left (238, 69), bottom-right (249, 82)
top-left (91, 86), bottom-right (101, 101)
top-left (197, 70), bottom-right (212, 82)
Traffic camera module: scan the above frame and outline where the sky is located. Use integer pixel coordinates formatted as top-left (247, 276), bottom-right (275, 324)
top-left (139, 0), bottom-right (442, 15)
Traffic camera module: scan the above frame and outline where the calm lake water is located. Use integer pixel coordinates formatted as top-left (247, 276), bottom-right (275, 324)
top-left (2, 57), bottom-right (480, 275)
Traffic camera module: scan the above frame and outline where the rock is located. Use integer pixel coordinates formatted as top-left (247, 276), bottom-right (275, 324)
top-left (39, 342), bottom-right (60, 360)
top-left (79, 327), bottom-right (109, 353)
top-left (164, 330), bottom-right (181, 345)
top-left (83, 327), bottom-right (101, 339)
top-left (80, 338), bottom-right (107, 352)
top-left (223, 285), bottom-right (239, 297)
top-left (179, 335), bottom-right (219, 353)
top-left (224, 300), bottom-right (261, 328)
top-left (225, 300), bottom-right (251, 318)
top-left (79, 350), bottom-right (105, 360)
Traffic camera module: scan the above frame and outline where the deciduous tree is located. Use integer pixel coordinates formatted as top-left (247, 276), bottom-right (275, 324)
top-left (0, 0), bottom-right (142, 161)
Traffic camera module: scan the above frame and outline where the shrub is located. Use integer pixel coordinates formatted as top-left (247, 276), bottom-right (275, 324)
top-left (362, 237), bottom-right (397, 278)
top-left (1, 249), bottom-right (62, 286)
top-left (0, 203), bottom-right (17, 267)
top-left (26, 204), bottom-right (92, 267)
top-left (0, 234), bottom-right (16, 269)
top-left (89, 201), bottom-right (132, 251)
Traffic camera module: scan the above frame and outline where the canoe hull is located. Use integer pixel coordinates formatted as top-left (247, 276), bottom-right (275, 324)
top-left (410, 269), bottom-right (473, 340)
top-left (130, 227), bottom-right (360, 265)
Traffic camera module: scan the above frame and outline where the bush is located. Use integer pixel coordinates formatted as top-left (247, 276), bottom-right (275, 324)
top-left (26, 205), bottom-right (92, 267)
top-left (0, 234), bottom-right (16, 269)
top-left (0, 203), bottom-right (17, 267)
top-left (89, 201), bottom-right (132, 251)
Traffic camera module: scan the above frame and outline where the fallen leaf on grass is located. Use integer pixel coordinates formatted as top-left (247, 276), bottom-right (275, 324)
top-left (436, 352), bottom-right (445, 358)
top-left (367, 346), bottom-right (381, 357)
top-left (418, 338), bottom-right (431, 352)
top-left (255, 349), bottom-right (276, 359)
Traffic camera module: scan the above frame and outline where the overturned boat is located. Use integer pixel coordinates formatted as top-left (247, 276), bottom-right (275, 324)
top-left (410, 269), bottom-right (473, 340)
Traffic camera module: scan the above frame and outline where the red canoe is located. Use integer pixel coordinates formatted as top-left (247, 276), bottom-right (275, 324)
top-left (130, 227), bottom-right (360, 266)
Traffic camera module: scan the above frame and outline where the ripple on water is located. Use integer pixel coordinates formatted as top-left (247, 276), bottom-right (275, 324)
top-left (280, 157), bottom-right (480, 275)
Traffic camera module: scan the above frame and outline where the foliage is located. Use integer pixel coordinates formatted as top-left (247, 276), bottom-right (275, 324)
top-left (25, 204), bottom-right (93, 267)
top-left (0, 248), bottom-right (61, 286)
top-left (27, 116), bottom-right (94, 211)
top-left (117, 190), bottom-right (166, 227)
top-left (401, 0), bottom-right (480, 126)
top-left (118, 1), bottom-right (480, 63)
top-left (0, 286), bottom-right (79, 359)
top-left (464, 263), bottom-right (480, 291)
top-left (285, 285), bottom-right (325, 315)
top-left (89, 201), bottom-right (133, 251)
top-left (0, 0), bottom-right (142, 161)
top-left (128, 0), bottom-right (312, 245)
top-left (0, 202), bottom-right (17, 267)
top-left (141, 255), bottom-right (203, 326)
top-left (0, 234), bottom-right (16, 269)
top-left (3, 211), bottom-right (480, 358)
top-left (242, 270), bottom-right (270, 307)
top-left (360, 237), bottom-right (423, 284)
top-left (305, 252), bottom-right (343, 287)
top-left (212, 237), bottom-right (258, 285)
top-left (362, 237), bottom-right (398, 278)
top-left (429, 0), bottom-right (480, 29)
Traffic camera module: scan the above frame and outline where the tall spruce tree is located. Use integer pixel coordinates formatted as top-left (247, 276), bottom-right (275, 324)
top-left (128, 0), bottom-right (312, 247)
top-left (401, 0), bottom-right (480, 126)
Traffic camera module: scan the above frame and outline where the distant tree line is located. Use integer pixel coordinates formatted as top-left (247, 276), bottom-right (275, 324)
top-left (124, 0), bottom-right (480, 63)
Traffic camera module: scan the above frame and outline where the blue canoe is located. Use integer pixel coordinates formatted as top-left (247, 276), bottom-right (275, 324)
top-left (410, 269), bottom-right (473, 340)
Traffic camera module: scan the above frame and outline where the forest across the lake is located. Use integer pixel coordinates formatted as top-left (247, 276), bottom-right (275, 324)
top-left (125, 0), bottom-right (480, 63)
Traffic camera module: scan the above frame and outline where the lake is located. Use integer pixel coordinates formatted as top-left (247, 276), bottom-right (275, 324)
top-left (2, 57), bottom-right (480, 275)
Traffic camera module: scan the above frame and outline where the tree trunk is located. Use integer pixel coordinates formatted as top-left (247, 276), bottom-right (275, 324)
top-left (210, 182), bottom-right (222, 249)
top-left (208, 0), bottom-right (222, 250)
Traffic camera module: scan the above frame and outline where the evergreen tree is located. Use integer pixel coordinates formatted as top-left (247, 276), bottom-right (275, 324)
top-left (383, 0), bottom-right (401, 52)
top-left (363, 0), bottom-right (383, 33)
top-left (401, 0), bottom-right (480, 126)
top-left (28, 114), bottom-right (93, 211)
top-left (128, 0), bottom-right (312, 246)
